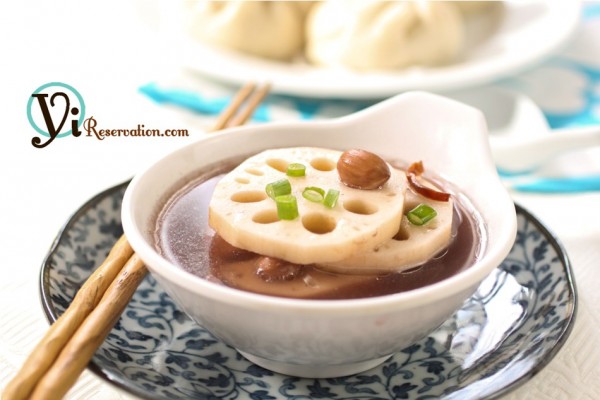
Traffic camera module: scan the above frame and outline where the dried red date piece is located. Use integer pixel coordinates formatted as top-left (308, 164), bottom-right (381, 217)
top-left (406, 161), bottom-right (450, 202)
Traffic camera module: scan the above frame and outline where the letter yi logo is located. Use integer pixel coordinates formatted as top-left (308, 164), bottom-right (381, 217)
top-left (27, 82), bottom-right (86, 149)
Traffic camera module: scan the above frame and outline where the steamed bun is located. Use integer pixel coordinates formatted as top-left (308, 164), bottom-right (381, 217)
top-left (187, 1), bottom-right (313, 61)
top-left (306, 1), bottom-right (465, 70)
top-left (455, 1), bottom-right (496, 14)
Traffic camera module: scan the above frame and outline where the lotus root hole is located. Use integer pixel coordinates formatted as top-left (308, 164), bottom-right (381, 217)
top-left (343, 199), bottom-right (378, 215)
top-left (235, 177), bottom-right (250, 184)
top-left (302, 213), bottom-right (337, 234)
top-left (266, 158), bottom-right (288, 173)
top-left (231, 191), bottom-right (267, 203)
top-left (310, 157), bottom-right (336, 171)
top-left (393, 224), bottom-right (410, 241)
top-left (252, 209), bottom-right (280, 224)
top-left (245, 168), bottom-right (264, 176)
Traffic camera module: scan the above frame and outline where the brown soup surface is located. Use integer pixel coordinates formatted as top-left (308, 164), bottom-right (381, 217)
top-left (155, 161), bottom-right (485, 300)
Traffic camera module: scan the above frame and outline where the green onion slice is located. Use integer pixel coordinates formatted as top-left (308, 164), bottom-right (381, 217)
top-left (287, 163), bottom-right (306, 177)
top-left (266, 179), bottom-right (291, 199)
top-left (323, 189), bottom-right (340, 208)
top-left (275, 194), bottom-right (299, 220)
top-left (305, 186), bottom-right (325, 196)
top-left (406, 204), bottom-right (437, 226)
top-left (302, 187), bottom-right (325, 203)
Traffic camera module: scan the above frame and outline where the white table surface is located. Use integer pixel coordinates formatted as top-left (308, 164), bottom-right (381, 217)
top-left (1, 2), bottom-right (599, 399)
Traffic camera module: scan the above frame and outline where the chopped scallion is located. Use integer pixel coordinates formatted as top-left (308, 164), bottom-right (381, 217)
top-left (406, 204), bottom-right (437, 226)
top-left (302, 187), bottom-right (325, 203)
top-left (287, 163), bottom-right (306, 177)
top-left (275, 194), bottom-right (299, 220)
top-left (323, 189), bottom-right (340, 208)
top-left (305, 186), bottom-right (325, 196)
top-left (266, 179), bottom-right (291, 199)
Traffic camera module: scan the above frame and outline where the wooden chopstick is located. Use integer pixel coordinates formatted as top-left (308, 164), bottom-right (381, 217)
top-left (3, 235), bottom-right (133, 399)
top-left (3, 83), bottom-right (270, 400)
top-left (30, 254), bottom-right (146, 400)
top-left (210, 82), bottom-right (271, 131)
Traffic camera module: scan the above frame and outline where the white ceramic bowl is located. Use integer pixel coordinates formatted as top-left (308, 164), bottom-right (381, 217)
top-left (121, 92), bottom-right (517, 378)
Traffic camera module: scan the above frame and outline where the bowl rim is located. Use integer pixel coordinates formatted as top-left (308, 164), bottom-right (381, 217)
top-left (122, 91), bottom-right (517, 315)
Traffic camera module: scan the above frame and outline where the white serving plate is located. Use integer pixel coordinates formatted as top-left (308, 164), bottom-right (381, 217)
top-left (166, 1), bottom-right (580, 99)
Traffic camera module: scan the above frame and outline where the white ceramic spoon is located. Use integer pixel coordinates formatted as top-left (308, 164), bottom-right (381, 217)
top-left (449, 86), bottom-right (600, 171)
top-left (448, 86), bottom-right (600, 192)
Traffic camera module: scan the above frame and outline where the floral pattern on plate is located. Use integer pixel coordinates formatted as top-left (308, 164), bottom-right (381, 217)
top-left (40, 182), bottom-right (576, 400)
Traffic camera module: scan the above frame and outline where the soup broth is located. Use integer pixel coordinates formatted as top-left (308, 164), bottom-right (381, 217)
top-left (155, 160), bottom-right (485, 300)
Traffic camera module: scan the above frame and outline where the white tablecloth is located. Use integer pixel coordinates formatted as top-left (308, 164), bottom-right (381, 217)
top-left (1, 2), bottom-right (599, 399)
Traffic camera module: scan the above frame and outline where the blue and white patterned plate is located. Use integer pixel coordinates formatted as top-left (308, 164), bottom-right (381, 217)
top-left (40, 182), bottom-right (577, 400)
